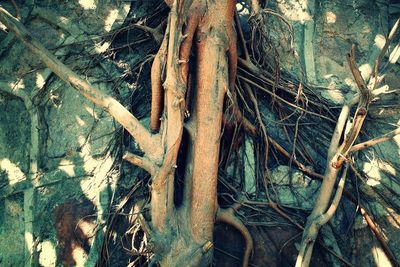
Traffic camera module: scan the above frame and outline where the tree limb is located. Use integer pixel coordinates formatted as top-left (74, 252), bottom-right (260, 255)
top-left (350, 127), bottom-right (400, 152)
top-left (123, 152), bottom-right (158, 177)
top-left (0, 6), bottom-right (162, 160)
top-left (318, 165), bottom-right (348, 225)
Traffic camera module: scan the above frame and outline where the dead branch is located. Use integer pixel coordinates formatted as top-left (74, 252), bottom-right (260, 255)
top-left (318, 165), bottom-right (349, 225)
top-left (332, 45), bottom-right (370, 169)
top-left (295, 73), bottom-right (356, 267)
top-left (149, 0), bottom-right (185, 231)
top-left (350, 127), bottom-right (400, 152)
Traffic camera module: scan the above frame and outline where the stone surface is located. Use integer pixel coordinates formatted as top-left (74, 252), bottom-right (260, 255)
top-left (270, 165), bottom-right (320, 210)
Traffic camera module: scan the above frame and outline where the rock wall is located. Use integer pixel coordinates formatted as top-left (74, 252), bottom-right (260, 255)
top-left (267, 1), bottom-right (400, 266)
top-left (0, 0), bottom-right (137, 265)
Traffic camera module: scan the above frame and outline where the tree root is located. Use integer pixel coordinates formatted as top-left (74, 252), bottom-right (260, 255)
top-left (150, 31), bottom-right (167, 132)
top-left (216, 206), bottom-right (253, 267)
top-left (219, 187), bottom-right (354, 266)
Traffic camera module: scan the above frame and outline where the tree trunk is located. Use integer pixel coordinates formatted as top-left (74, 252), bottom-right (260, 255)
top-left (148, 1), bottom-right (237, 266)
top-left (0, 1), bottom-right (237, 265)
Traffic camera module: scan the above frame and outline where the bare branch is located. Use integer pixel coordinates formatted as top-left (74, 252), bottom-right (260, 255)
top-left (350, 127), bottom-right (400, 152)
top-left (375, 18), bottom-right (400, 75)
top-left (332, 45), bottom-right (371, 168)
top-left (132, 19), bottom-right (166, 45)
top-left (123, 152), bottom-right (158, 177)
top-left (318, 164), bottom-right (349, 225)
top-left (0, 6), bottom-right (161, 160)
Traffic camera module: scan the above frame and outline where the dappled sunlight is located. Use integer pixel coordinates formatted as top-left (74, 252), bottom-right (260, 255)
top-left (24, 231), bottom-right (34, 257)
top-left (78, 0), bottom-right (96, 10)
top-left (94, 41), bottom-right (111, 54)
top-left (39, 240), bottom-right (57, 267)
top-left (236, 3), bottom-right (250, 16)
top-left (363, 160), bottom-right (382, 187)
top-left (0, 158), bottom-right (26, 185)
top-left (71, 245), bottom-right (88, 267)
top-left (325, 11), bottom-right (336, 24)
top-left (358, 63), bottom-right (372, 81)
top-left (372, 85), bottom-right (389, 98)
top-left (78, 220), bottom-right (96, 241)
top-left (325, 87), bottom-right (344, 104)
top-left (7, 79), bottom-right (25, 91)
top-left (77, 135), bottom-right (94, 174)
top-left (374, 34), bottom-right (386, 50)
top-left (277, 0), bottom-right (311, 23)
top-left (35, 72), bottom-right (48, 89)
top-left (344, 77), bottom-right (358, 91)
top-left (0, 21), bottom-right (6, 31)
top-left (58, 159), bottom-right (76, 177)
top-left (0, 1), bottom-right (399, 266)
top-left (389, 44), bottom-right (400, 64)
top-left (372, 246), bottom-right (391, 267)
top-left (84, 105), bottom-right (99, 120)
top-left (77, 135), bottom-right (114, 201)
top-left (75, 115), bottom-right (86, 126)
top-left (35, 74), bottom-right (46, 89)
top-left (386, 207), bottom-right (400, 229)
top-left (394, 121), bottom-right (400, 152)
top-left (376, 159), bottom-right (397, 177)
top-left (363, 158), bottom-right (397, 187)
top-left (104, 9), bottom-right (119, 32)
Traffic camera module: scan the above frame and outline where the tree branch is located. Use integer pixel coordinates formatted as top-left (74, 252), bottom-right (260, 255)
top-left (350, 127), bottom-right (400, 152)
top-left (332, 45), bottom-right (370, 168)
top-left (123, 152), bottom-right (158, 177)
top-left (296, 165), bottom-right (348, 267)
top-left (318, 164), bottom-right (348, 225)
top-left (375, 18), bottom-right (400, 76)
top-left (0, 6), bottom-right (161, 160)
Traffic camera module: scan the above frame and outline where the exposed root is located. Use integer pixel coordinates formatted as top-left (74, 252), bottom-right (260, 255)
top-left (216, 206), bottom-right (253, 267)
top-left (150, 31), bottom-right (168, 132)
top-left (179, 8), bottom-right (201, 85)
